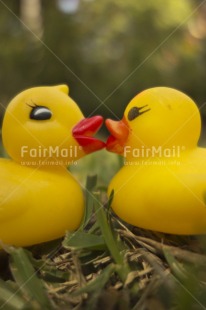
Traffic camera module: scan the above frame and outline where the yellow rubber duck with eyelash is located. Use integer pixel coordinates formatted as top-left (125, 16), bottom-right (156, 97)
top-left (0, 85), bottom-right (105, 247)
top-left (106, 87), bottom-right (206, 235)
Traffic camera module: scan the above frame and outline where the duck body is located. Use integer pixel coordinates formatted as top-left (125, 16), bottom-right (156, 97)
top-left (0, 158), bottom-right (84, 247)
top-left (106, 87), bottom-right (206, 235)
top-left (0, 85), bottom-right (105, 246)
top-left (108, 148), bottom-right (206, 234)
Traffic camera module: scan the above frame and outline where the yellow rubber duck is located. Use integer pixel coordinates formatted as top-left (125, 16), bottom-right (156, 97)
top-left (0, 85), bottom-right (105, 247)
top-left (106, 87), bottom-right (206, 235)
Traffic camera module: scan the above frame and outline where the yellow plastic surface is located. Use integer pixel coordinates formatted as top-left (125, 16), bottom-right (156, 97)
top-left (0, 85), bottom-right (85, 246)
top-left (108, 87), bottom-right (206, 234)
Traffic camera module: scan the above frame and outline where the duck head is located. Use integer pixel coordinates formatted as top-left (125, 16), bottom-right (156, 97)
top-left (2, 85), bottom-right (105, 166)
top-left (106, 87), bottom-right (201, 160)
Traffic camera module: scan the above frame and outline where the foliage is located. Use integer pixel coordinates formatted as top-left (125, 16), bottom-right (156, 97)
top-left (0, 0), bottom-right (206, 122)
top-left (0, 173), bottom-right (206, 309)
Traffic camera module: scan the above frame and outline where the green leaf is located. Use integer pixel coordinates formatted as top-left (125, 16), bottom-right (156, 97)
top-left (93, 193), bottom-right (130, 282)
top-left (8, 247), bottom-right (52, 309)
top-left (41, 269), bottom-right (70, 283)
top-left (108, 190), bottom-right (114, 208)
top-left (163, 249), bottom-right (188, 280)
top-left (74, 263), bottom-right (115, 295)
top-left (25, 252), bottom-right (70, 283)
top-left (63, 231), bottom-right (106, 251)
top-left (105, 189), bottom-right (114, 222)
top-left (163, 249), bottom-right (206, 309)
top-left (82, 175), bottom-right (98, 229)
top-left (0, 279), bottom-right (26, 310)
top-left (74, 263), bottom-right (116, 310)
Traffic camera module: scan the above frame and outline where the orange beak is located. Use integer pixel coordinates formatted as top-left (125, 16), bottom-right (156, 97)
top-left (72, 116), bottom-right (105, 154)
top-left (105, 117), bottom-right (129, 154)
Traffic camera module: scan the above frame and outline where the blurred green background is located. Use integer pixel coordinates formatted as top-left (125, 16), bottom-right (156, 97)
top-left (0, 0), bottom-right (204, 185)
top-left (1, 0), bottom-right (206, 125)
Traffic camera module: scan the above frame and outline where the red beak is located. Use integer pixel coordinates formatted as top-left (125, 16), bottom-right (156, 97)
top-left (72, 116), bottom-right (105, 153)
top-left (105, 117), bottom-right (129, 154)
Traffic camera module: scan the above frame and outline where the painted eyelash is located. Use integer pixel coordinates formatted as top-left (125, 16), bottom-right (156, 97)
top-left (26, 102), bottom-right (40, 108)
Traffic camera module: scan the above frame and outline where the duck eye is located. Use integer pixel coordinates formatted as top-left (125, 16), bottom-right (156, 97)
top-left (128, 107), bottom-right (140, 121)
top-left (128, 105), bottom-right (150, 121)
top-left (30, 106), bottom-right (52, 120)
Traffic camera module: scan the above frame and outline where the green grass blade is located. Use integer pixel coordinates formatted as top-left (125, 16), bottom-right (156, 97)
top-left (74, 263), bottom-right (115, 295)
top-left (163, 249), bottom-right (206, 310)
top-left (74, 264), bottom-right (116, 310)
top-left (8, 247), bottom-right (52, 309)
top-left (25, 251), bottom-right (70, 283)
top-left (93, 193), bottom-right (130, 282)
top-left (163, 249), bottom-right (188, 280)
top-left (0, 279), bottom-right (26, 310)
top-left (82, 175), bottom-right (98, 229)
top-left (63, 231), bottom-right (106, 251)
